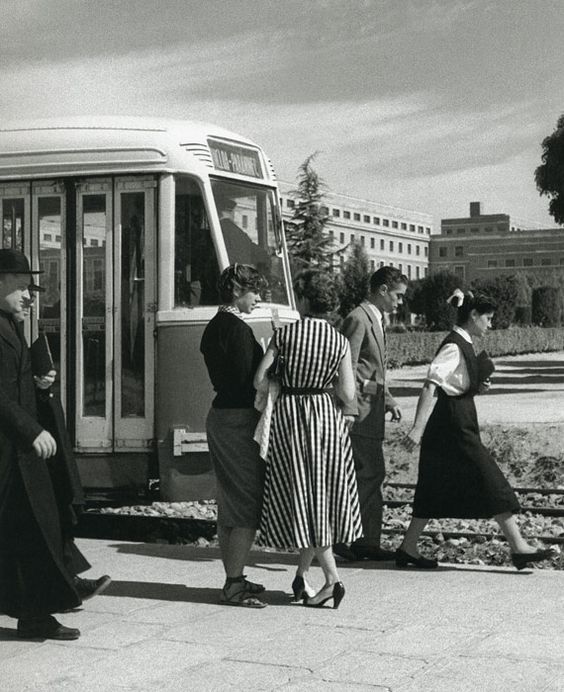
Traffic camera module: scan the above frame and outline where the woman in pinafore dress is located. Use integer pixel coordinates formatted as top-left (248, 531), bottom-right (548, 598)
top-left (399, 291), bottom-right (555, 570)
top-left (254, 270), bottom-right (362, 608)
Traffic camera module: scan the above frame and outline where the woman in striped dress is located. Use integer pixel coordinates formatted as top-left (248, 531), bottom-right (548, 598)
top-left (254, 270), bottom-right (362, 609)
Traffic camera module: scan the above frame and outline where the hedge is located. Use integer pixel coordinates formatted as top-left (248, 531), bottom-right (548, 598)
top-left (387, 326), bottom-right (564, 368)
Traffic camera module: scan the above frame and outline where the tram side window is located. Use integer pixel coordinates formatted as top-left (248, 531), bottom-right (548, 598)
top-left (2, 198), bottom-right (24, 249)
top-left (174, 176), bottom-right (220, 306)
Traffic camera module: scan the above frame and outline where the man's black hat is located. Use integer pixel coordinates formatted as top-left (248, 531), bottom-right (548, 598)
top-left (0, 249), bottom-right (43, 274)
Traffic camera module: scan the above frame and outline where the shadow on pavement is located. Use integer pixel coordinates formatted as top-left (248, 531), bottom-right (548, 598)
top-left (0, 626), bottom-right (18, 641)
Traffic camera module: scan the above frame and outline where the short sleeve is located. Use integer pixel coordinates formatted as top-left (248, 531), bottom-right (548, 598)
top-left (426, 343), bottom-right (470, 396)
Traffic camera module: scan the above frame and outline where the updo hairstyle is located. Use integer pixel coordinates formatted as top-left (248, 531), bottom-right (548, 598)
top-left (456, 291), bottom-right (497, 325)
top-left (293, 269), bottom-right (340, 315)
top-left (218, 263), bottom-right (267, 303)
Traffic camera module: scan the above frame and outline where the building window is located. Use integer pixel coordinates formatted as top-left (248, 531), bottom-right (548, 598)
top-left (505, 259), bottom-right (515, 267)
top-left (383, 218), bottom-right (389, 227)
top-left (560, 258), bottom-right (564, 265)
top-left (320, 206), bottom-right (329, 215)
top-left (389, 241), bottom-right (394, 252)
top-left (392, 221), bottom-right (398, 229)
top-left (488, 260), bottom-right (498, 268)
top-left (242, 215), bottom-right (248, 229)
top-left (446, 229), bottom-right (453, 235)
top-left (398, 242), bottom-right (403, 253)
top-left (354, 213), bottom-right (361, 221)
top-left (497, 225), bottom-right (506, 231)
top-left (399, 263), bottom-right (403, 272)
top-left (340, 232), bottom-right (345, 244)
top-left (416, 246), bottom-right (421, 256)
top-left (407, 265), bottom-right (412, 278)
top-left (370, 259), bottom-right (375, 271)
top-left (340, 254), bottom-right (345, 266)
top-left (439, 247), bottom-right (447, 258)
top-left (360, 236), bottom-right (365, 246)
top-left (426, 227), bottom-right (431, 234)
top-left (380, 239), bottom-right (384, 250)
top-left (401, 223), bottom-right (407, 230)
top-left (418, 226), bottom-right (424, 233)
top-left (416, 266), bottom-right (420, 278)
top-left (379, 260), bottom-right (384, 268)
top-left (333, 209), bottom-right (340, 217)
top-left (370, 237), bottom-right (375, 249)
top-left (457, 228), bottom-right (465, 234)
top-left (409, 224), bottom-right (415, 232)
top-left (344, 211), bottom-right (351, 219)
top-left (484, 226), bottom-right (492, 232)
top-left (364, 215), bottom-right (370, 223)
top-left (523, 258), bottom-right (533, 266)
top-left (373, 217), bottom-right (380, 225)
top-left (454, 266), bottom-right (465, 278)
top-left (424, 247), bottom-right (428, 257)
top-left (408, 244), bottom-right (412, 254)
top-left (541, 258), bottom-right (551, 266)
top-left (350, 234), bottom-right (355, 243)
top-left (44, 233), bottom-right (52, 242)
top-left (455, 246), bottom-right (463, 257)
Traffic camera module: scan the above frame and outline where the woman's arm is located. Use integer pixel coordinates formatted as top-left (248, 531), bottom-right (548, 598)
top-left (335, 343), bottom-right (355, 406)
top-left (253, 343), bottom-right (278, 392)
top-left (403, 380), bottom-right (437, 451)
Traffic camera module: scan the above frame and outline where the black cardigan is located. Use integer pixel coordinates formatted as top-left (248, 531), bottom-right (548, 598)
top-left (200, 311), bottom-right (263, 409)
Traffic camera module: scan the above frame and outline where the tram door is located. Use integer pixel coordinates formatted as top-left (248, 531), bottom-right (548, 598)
top-left (32, 177), bottom-right (156, 453)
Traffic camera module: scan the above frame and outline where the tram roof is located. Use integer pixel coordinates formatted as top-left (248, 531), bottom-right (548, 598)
top-left (0, 116), bottom-right (275, 182)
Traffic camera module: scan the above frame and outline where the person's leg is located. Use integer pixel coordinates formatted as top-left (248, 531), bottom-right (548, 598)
top-left (399, 517), bottom-right (429, 556)
top-left (305, 546), bottom-right (344, 606)
top-left (220, 526), bottom-right (256, 578)
top-left (495, 512), bottom-right (536, 553)
top-left (350, 434), bottom-right (385, 548)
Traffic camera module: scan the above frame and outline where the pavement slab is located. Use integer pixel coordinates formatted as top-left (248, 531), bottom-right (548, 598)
top-left (1, 538), bottom-right (563, 691)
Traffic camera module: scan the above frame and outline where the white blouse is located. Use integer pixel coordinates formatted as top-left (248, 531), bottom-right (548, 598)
top-left (426, 326), bottom-right (473, 396)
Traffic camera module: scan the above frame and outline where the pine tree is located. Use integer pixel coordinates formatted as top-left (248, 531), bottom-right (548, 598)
top-left (284, 153), bottom-right (339, 273)
top-left (338, 242), bottom-right (370, 318)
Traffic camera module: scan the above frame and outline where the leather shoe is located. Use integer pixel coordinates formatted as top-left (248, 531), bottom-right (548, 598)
top-left (333, 543), bottom-right (359, 561)
top-left (511, 548), bottom-right (556, 571)
top-left (74, 574), bottom-right (112, 601)
top-left (351, 545), bottom-right (396, 561)
top-left (395, 548), bottom-right (438, 569)
top-left (17, 615), bottom-right (80, 640)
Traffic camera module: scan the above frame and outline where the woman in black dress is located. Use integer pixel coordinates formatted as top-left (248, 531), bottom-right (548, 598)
top-left (399, 292), bottom-right (555, 570)
top-left (200, 264), bottom-right (268, 607)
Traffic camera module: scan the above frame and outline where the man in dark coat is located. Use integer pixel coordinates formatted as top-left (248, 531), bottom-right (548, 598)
top-left (21, 286), bottom-right (111, 601)
top-left (0, 249), bottom-right (80, 640)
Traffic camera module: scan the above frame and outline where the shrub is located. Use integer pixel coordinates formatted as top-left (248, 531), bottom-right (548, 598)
top-left (471, 275), bottom-right (519, 329)
top-left (420, 271), bottom-right (461, 331)
top-left (532, 286), bottom-right (561, 326)
top-left (514, 305), bottom-right (532, 325)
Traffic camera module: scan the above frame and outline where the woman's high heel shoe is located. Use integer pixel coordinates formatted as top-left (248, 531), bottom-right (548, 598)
top-left (395, 548), bottom-right (438, 569)
top-left (291, 575), bottom-right (306, 601)
top-left (511, 548), bottom-right (556, 571)
top-left (303, 582), bottom-right (345, 609)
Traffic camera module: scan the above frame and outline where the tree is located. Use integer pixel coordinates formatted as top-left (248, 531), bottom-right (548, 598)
top-left (532, 286), bottom-right (562, 326)
top-left (338, 242), bottom-right (370, 318)
top-left (535, 114), bottom-right (564, 224)
top-left (420, 271), bottom-right (462, 331)
top-left (284, 153), bottom-right (339, 273)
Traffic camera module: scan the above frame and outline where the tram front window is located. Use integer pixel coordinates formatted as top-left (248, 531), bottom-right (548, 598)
top-left (211, 180), bottom-right (289, 305)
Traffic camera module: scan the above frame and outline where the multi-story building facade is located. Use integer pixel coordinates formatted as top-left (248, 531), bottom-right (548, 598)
top-left (430, 202), bottom-right (564, 283)
top-left (278, 181), bottom-right (433, 281)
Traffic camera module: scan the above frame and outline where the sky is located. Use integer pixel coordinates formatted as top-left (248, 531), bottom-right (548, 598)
top-left (1, 0), bottom-right (563, 228)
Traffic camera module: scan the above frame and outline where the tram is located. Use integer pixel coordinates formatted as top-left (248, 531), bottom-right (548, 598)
top-left (0, 117), bottom-right (296, 500)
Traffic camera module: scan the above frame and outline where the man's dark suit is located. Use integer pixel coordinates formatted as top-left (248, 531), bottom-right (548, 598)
top-left (0, 311), bottom-right (80, 618)
top-left (341, 301), bottom-right (398, 548)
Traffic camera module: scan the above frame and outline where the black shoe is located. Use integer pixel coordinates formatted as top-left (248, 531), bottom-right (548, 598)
top-left (304, 582), bottom-right (345, 610)
top-left (74, 575), bottom-right (112, 601)
top-left (511, 548), bottom-right (556, 571)
top-left (291, 575), bottom-right (306, 601)
top-left (395, 548), bottom-right (438, 569)
top-left (333, 543), bottom-right (359, 561)
top-left (352, 545), bottom-right (396, 561)
top-left (17, 616), bottom-right (80, 641)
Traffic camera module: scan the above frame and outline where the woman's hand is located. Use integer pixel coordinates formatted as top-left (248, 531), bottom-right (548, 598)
top-left (478, 378), bottom-right (491, 394)
top-left (402, 428), bottom-right (422, 452)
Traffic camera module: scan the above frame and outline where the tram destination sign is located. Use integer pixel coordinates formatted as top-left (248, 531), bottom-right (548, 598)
top-left (208, 139), bottom-right (263, 179)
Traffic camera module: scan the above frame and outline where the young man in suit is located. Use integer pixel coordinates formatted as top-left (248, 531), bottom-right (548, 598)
top-left (0, 249), bottom-right (81, 640)
top-left (336, 266), bottom-right (408, 561)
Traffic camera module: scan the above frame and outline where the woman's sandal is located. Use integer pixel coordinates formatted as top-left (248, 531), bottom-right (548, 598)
top-left (241, 574), bottom-right (265, 594)
top-left (220, 577), bottom-right (267, 608)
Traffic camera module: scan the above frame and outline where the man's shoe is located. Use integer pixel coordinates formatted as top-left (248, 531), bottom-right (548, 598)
top-left (17, 616), bottom-right (80, 641)
top-left (74, 574), bottom-right (112, 601)
top-left (351, 545), bottom-right (396, 561)
top-left (333, 543), bottom-right (360, 561)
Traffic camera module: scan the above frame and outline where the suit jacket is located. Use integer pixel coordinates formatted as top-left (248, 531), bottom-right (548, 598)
top-left (341, 301), bottom-right (397, 439)
top-left (0, 312), bottom-right (80, 616)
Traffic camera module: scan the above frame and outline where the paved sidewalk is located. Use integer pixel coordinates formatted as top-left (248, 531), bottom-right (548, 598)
top-left (1, 538), bottom-right (563, 691)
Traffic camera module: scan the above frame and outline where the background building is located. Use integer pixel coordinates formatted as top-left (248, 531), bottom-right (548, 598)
top-left (279, 181), bottom-right (433, 280)
top-left (430, 202), bottom-right (564, 282)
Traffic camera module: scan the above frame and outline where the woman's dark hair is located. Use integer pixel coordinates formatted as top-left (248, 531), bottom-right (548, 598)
top-left (293, 269), bottom-right (339, 315)
top-left (456, 291), bottom-right (497, 325)
top-left (218, 263), bottom-right (267, 303)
